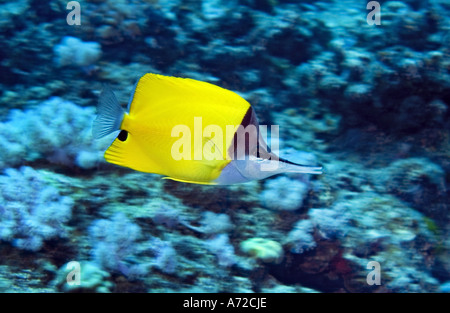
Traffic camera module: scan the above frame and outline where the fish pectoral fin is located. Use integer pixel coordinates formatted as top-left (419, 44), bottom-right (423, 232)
top-left (92, 86), bottom-right (125, 139)
top-left (104, 132), bottom-right (163, 174)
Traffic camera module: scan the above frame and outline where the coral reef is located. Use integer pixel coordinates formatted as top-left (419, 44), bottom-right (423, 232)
top-left (0, 167), bottom-right (73, 251)
top-left (377, 158), bottom-right (447, 220)
top-left (88, 212), bottom-right (151, 278)
top-left (285, 219), bottom-right (317, 254)
top-left (0, 97), bottom-right (107, 169)
top-left (0, 0), bottom-right (448, 294)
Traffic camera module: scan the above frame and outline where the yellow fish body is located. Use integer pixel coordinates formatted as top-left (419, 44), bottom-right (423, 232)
top-left (93, 73), bottom-right (322, 184)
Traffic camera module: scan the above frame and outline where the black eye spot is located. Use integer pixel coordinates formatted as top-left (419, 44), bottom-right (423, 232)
top-left (118, 130), bottom-right (128, 141)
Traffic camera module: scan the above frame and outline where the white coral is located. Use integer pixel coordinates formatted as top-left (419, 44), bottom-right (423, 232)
top-left (54, 36), bottom-right (102, 67)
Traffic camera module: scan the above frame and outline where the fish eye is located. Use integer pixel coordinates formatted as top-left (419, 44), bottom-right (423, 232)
top-left (118, 130), bottom-right (128, 141)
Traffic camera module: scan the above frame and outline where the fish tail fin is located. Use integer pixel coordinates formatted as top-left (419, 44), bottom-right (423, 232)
top-left (92, 86), bottom-right (125, 139)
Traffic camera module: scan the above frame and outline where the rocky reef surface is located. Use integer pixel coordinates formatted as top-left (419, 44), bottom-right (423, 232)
top-left (0, 0), bottom-right (448, 293)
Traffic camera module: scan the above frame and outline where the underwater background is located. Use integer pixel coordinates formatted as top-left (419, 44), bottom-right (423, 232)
top-left (0, 0), bottom-right (449, 293)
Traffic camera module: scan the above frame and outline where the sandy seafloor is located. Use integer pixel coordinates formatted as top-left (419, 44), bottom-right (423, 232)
top-left (0, 0), bottom-right (449, 293)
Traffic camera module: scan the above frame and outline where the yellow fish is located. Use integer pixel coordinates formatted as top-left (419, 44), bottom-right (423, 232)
top-left (93, 73), bottom-right (322, 185)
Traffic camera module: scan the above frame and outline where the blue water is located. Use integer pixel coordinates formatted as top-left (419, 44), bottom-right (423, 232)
top-left (0, 0), bottom-right (448, 293)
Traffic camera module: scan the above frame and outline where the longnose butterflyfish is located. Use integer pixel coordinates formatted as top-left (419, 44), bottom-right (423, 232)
top-left (92, 73), bottom-right (322, 185)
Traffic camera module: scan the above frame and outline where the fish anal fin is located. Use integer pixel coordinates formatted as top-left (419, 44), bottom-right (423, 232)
top-left (162, 176), bottom-right (218, 185)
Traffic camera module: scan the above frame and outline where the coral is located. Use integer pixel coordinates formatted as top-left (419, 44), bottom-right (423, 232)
top-left (308, 203), bottom-right (351, 240)
top-left (240, 237), bottom-right (283, 263)
top-left (260, 176), bottom-right (309, 211)
top-left (0, 166), bottom-right (73, 251)
top-left (378, 158), bottom-right (447, 220)
top-left (90, 213), bottom-right (181, 277)
top-left (285, 219), bottom-right (316, 254)
top-left (187, 211), bottom-right (233, 235)
top-left (440, 281), bottom-right (450, 293)
top-left (344, 83), bottom-right (373, 104)
top-left (0, 1), bottom-right (28, 31)
top-left (0, 266), bottom-right (9, 292)
top-left (204, 234), bottom-right (237, 267)
top-left (88, 213), bottom-right (150, 278)
top-left (151, 204), bottom-right (188, 229)
top-left (0, 97), bottom-right (106, 169)
top-left (53, 261), bottom-right (113, 293)
top-left (279, 194), bottom-right (350, 255)
top-left (259, 6), bottom-right (332, 65)
top-left (53, 36), bottom-right (102, 68)
top-left (148, 237), bottom-right (178, 275)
